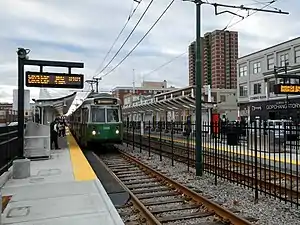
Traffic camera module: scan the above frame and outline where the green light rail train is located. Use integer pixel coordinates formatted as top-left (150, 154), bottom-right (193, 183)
top-left (69, 92), bottom-right (123, 147)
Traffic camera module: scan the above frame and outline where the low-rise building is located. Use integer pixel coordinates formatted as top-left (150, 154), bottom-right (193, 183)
top-left (237, 37), bottom-right (300, 121)
top-left (112, 80), bottom-right (176, 105)
top-left (0, 103), bottom-right (16, 124)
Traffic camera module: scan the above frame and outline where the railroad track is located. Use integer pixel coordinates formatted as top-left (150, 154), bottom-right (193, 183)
top-left (124, 133), bottom-right (300, 205)
top-left (94, 150), bottom-right (254, 225)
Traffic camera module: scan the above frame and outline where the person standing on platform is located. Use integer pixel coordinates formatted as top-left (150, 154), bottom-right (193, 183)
top-left (50, 118), bottom-right (60, 149)
top-left (58, 121), bottom-right (63, 137)
top-left (62, 119), bottom-right (67, 137)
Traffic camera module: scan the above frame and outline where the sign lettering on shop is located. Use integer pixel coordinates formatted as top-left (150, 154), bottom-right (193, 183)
top-left (266, 102), bottom-right (300, 110)
top-left (250, 101), bottom-right (300, 112)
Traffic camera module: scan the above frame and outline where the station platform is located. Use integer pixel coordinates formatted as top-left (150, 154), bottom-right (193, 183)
top-left (125, 130), bottom-right (300, 170)
top-left (0, 131), bottom-right (125, 225)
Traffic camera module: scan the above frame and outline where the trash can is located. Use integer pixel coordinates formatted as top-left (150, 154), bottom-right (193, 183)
top-left (227, 132), bottom-right (239, 145)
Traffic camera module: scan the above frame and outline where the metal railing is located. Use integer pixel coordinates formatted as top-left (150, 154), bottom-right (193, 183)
top-left (0, 125), bottom-right (20, 176)
top-left (123, 120), bottom-right (300, 207)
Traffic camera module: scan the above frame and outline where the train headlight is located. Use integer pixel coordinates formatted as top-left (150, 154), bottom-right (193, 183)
top-left (92, 130), bottom-right (96, 135)
top-left (116, 129), bottom-right (119, 134)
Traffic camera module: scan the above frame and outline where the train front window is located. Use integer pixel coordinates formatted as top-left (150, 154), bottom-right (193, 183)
top-left (107, 108), bottom-right (119, 122)
top-left (91, 107), bottom-right (105, 123)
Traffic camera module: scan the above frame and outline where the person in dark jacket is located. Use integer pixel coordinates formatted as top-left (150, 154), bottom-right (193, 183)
top-left (62, 119), bottom-right (67, 137)
top-left (50, 118), bottom-right (60, 149)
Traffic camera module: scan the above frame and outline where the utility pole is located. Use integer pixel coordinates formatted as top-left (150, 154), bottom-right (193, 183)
top-left (183, 0), bottom-right (288, 176)
top-left (285, 64), bottom-right (289, 120)
top-left (274, 63), bottom-right (292, 119)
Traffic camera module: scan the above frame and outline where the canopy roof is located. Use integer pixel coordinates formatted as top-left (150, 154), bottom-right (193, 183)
top-left (33, 89), bottom-right (76, 115)
top-left (122, 86), bottom-right (217, 114)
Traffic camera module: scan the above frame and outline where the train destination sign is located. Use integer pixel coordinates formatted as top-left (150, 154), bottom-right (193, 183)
top-left (274, 84), bottom-right (300, 94)
top-left (94, 99), bottom-right (118, 105)
top-left (25, 71), bottom-right (84, 89)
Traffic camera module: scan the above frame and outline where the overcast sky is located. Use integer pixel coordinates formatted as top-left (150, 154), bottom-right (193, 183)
top-left (0, 0), bottom-right (298, 103)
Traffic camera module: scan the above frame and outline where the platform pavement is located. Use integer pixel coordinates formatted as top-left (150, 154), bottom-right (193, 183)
top-left (0, 132), bottom-right (125, 225)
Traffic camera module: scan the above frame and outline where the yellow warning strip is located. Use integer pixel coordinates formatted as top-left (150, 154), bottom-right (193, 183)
top-left (67, 131), bottom-right (96, 181)
top-left (2, 196), bottom-right (11, 213)
top-left (139, 132), bottom-right (298, 165)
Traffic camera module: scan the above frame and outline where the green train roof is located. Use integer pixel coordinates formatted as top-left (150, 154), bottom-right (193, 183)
top-left (70, 92), bottom-right (121, 116)
top-left (81, 92), bottom-right (120, 105)
top-left (86, 92), bottom-right (112, 99)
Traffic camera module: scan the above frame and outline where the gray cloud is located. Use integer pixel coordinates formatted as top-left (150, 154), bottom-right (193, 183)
top-left (0, 0), bottom-right (298, 103)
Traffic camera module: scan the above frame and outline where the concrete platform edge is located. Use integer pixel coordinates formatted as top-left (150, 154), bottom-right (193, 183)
top-left (93, 179), bottom-right (124, 225)
top-left (0, 167), bottom-right (12, 188)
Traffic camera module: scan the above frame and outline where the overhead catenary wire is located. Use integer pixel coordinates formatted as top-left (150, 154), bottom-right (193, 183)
top-left (223, 0), bottom-right (280, 30)
top-left (96, 0), bottom-right (285, 81)
top-left (142, 51), bottom-right (187, 77)
top-left (142, 0), bottom-right (282, 77)
top-left (100, 0), bottom-right (176, 79)
top-left (94, 0), bottom-right (142, 76)
top-left (95, 0), bottom-right (155, 76)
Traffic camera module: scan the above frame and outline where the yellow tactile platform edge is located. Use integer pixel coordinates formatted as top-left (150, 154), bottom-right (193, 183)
top-left (141, 133), bottom-right (298, 165)
top-left (66, 130), bottom-right (96, 181)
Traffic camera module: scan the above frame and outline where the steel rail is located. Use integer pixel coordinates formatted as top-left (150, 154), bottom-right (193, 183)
top-left (125, 134), bottom-right (300, 203)
top-left (119, 150), bottom-right (253, 225)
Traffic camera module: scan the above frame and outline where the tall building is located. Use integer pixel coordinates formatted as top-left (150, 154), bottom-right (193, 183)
top-left (188, 30), bottom-right (238, 89)
top-left (188, 39), bottom-right (204, 86)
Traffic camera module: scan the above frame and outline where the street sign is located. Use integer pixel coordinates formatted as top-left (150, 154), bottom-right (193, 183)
top-left (274, 84), bottom-right (300, 94)
top-left (25, 71), bottom-right (84, 89)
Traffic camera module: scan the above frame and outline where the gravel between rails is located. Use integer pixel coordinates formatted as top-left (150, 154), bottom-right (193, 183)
top-left (117, 144), bottom-right (300, 225)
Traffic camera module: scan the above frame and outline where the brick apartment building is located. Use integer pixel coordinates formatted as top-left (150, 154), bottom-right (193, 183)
top-left (188, 29), bottom-right (238, 89)
top-left (188, 39), bottom-right (204, 86)
top-left (111, 80), bottom-right (175, 105)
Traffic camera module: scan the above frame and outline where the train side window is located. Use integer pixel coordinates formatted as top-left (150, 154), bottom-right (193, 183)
top-left (86, 109), bottom-right (89, 122)
top-left (76, 111), bottom-right (81, 123)
top-left (82, 108), bottom-right (89, 123)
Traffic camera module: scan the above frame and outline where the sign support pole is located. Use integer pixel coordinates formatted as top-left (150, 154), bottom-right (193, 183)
top-left (17, 53), bottom-right (25, 159)
top-left (16, 47), bottom-right (84, 159)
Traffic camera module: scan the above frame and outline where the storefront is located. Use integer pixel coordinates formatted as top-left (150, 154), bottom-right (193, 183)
top-left (249, 98), bottom-right (300, 121)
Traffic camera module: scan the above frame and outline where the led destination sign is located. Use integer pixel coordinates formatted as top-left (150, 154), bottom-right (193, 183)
top-left (25, 71), bottom-right (84, 89)
top-left (274, 84), bottom-right (300, 94)
top-left (94, 99), bottom-right (118, 105)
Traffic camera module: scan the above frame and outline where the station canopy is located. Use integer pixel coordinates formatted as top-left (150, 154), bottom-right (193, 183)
top-left (32, 89), bottom-right (76, 115)
top-left (122, 86), bottom-right (217, 115)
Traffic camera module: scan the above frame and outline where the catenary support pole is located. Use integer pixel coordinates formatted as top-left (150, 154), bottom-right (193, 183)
top-left (183, 0), bottom-right (288, 176)
top-left (195, 0), bottom-right (203, 176)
